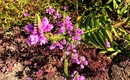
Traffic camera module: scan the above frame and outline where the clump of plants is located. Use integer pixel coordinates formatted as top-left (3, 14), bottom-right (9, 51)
top-left (24, 4), bottom-right (112, 80)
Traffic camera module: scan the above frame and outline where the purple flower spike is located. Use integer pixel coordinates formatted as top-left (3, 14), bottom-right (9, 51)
top-left (46, 6), bottom-right (55, 15)
top-left (68, 31), bottom-right (73, 35)
top-left (65, 16), bottom-right (73, 31)
top-left (72, 44), bottom-right (76, 49)
top-left (26, 24), bottom-right (34, 32)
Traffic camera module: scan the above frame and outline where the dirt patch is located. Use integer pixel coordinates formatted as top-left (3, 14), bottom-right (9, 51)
top-left (0, 26), bottom-right (130, 80)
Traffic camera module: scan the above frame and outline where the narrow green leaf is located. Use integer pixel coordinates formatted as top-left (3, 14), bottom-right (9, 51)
top-left (105, 0), bottom-right (112, 5)
top-left (94, 19), bottom-right (101, 27)
top-left (87, 35), bottom-right (101, 48)
top-left (102, 27), bottom-right (113, 42)
top-left (91, 32), bottom-right (104, 48)
top-left (109, 50), bottom-right (121, 58)
top-left (120, 5), bottom-right (128, 16)
top-left (106, 6), bottom-right (113, 11)
top-left (113, 0), bottom-right (118, 9)
top-left (85, 15), bottom-right (91, 30)
top-left (110, 25), bottom-right (119, 38)
top-left (96, 31), bottom-right (106, 49)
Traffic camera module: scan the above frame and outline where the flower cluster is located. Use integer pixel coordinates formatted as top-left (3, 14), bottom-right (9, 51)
top-left (26, 17), bottom-right (53, 45)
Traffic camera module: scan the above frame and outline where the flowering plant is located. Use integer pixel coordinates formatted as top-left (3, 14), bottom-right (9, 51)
top-left (26, 6), bottom-right (86, 80)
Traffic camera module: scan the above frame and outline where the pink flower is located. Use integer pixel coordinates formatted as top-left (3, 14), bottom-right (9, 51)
top-left (24, 11), bottom-right (28, 17)
top-left (39, 36), bottom-right (48, 45)
top-left (80, 64), bottom-right (84, 69)
top-left (27, 34), bottom-right (39, 45)
top-left (26, 24), bottom-right (34, 32)
top-left (76, 28), bottom-right (84, 35)
top-left (41, 17), bottom-right (53, 32)
top-left (53, 13), bottom-right (62, 19)
top-left (64, 6), bottom-right (68, 10)
top-left (49, 44), bottom-right (56, 50)
top-left (106, 41), bottom-right (111, 48)
top-left (41, 17), bottom-right (49, 29)
top-left (27, 77), bottom-right (32, 80)
top-left (44, 24), bottom-right (53, 32)
top-left (61, 40), bottom-right (66, 45)
top-left (55, 42), bottom-right (63, 50)
top-left (36, 69), bottom-right (43, 79)
top-left (77, 75), bottom-right (85, 80)
top-left (83, 60), bottom-right (88, 66)
top-left (66, 43), bottom-right (71, 50)
top-left (46, 6), bottom-right (55, 15)
top-left (66, 51), bottom-right (70, 55)
top-left (81, 56), bottom-right (86, 61)
top-left (56, 21), bottom-right (63, 27)
top-left (72, 35), bottom-right (81, 41)
top-left (58, 26), bottom-right (66, 34)
top-left (65, 16), bottom-right (73, 31)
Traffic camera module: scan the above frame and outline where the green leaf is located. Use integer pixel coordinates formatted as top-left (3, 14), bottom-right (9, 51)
top-left (110, 25), bottom-right (119, 38)
top-left (85, 15), bottom-right (91, 30)
top-left (91, 32), bottom-right (104, 48)
top-left (107, 47), bottom-right (115, 51)
top-left (106, 6), bottom-right (113, 11)
top-left (105, 0), bottom-right (112, 5)
top-left (102, 27), bottom-right (113, 42)
top-left (86, 34), bottom-right (100, 48)
top-left (109, 50), bottom-right (121, 58)
top-left (118, 0), bottom-right (121, 2)
top-left (120, 5), bottom-right (128, 16)
top-left (94, 19), bottom-right (101, 27)
top-left (113, 0), bottom-right (118, 9)
top-left (96, 30), bottom-right (106, 48)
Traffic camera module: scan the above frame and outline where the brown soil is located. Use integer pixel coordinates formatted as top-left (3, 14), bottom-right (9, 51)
top-left (0, 26), bottom-right (130, 80)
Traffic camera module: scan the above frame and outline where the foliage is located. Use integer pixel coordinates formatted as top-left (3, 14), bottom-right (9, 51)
top-left (77, 0), bottom-right (130, 58)
top-left (0, 0), bottom-right (49, 32)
